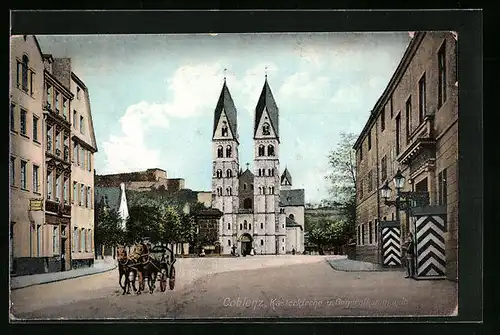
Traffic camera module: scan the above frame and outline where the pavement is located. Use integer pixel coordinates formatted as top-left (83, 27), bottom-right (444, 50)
top-left (10, 257), bottom-right (117, 290)
top-left (327, 257), bottom-right (405, 272)
top-left (10, 255), bottom-right (458, 319)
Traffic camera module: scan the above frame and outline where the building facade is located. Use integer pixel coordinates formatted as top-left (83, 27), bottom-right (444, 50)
top-left (10, 35), bottom-right (46, 275)
top-left (353, 31), bottom-right (458, 281)
top-left (211, 78), bottom-right (305, 255)
top-left (10, 35), bottom-right (98, 275)
top-left (95, 168), bottom-right (185, 192)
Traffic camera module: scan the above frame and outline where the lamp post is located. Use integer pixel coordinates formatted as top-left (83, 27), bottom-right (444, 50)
top-left (380, 169), bottom-right (429, 229)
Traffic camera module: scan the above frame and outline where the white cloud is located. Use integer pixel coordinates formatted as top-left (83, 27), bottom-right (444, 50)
top-left (278, 72), bottom-right (331, 102)
top-left (101, 62), bottom-right (281, 174)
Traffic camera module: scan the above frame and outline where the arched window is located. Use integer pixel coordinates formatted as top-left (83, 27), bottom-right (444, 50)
top-left (226, 187), bottom-right (232, 195)
top-left (262, 123), bottom-right (270, 135)
top-left (243, 198), bottom-right (252, 209)
top-left (216, 169), bottom-right (222, 178)
top-left (217, 187), bottom-right (223, 196)
top-left (258, 145), bottom-right (265, 156)
top-left (268, 169), bottom-right (272, 176)
top-left (260, 239), bottom-right (264, 246)
top-left (249, 224), bottom-right (252, 230)
top-left (258, 186), bottom-right (262, 194)
top-left (243, 220), bottom-right (248, 229)
top-left (268, 144), bottom-right (275, 156)
top-left (221, 121), bottom-right (228, 137)
top-left (262, 187), bottom-right (266, 195)
top-left (243, 183), bottom-right (247, 190)
top-left (226, 169), bottom-right (232, 178)
top-left (228, 240), bottom-right (231, 246)
top-left (251, 184), bottom-right (254, 190)
top-left (226, 145), bottom-right (232, 157)
top-left (269, 186), bottom-right (274, 194)
top-left (228, 223), bottom-right (231, 230)
top-left (260, 222), bottom-right (264, 229)
top-left (21, 55), bottom-right (29, 92)
top-left (289, 213), bottom-right (295, 220)
top-left (217, 146), bottom-right (223, 158)
top-left (240, 224), bottom-right (243, 230)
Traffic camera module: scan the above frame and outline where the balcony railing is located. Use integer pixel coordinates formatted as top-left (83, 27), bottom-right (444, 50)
top-left (45, 199), bottom-right (71, 216)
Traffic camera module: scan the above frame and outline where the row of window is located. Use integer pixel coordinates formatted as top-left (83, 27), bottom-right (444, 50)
top-left (226, 220), bottom-right (290, 232)
top-left (227, 237), bottom-right (285, 248)
top-left (257, 168), bottom-right (275, 177)
top-left (217, 145), bottom-right (232, 158)
top-left (72, 227), bottom-right (93, 253)
top-left (73, 141), bottom-right (93, 172)
top-left (258, 144), bottom-right (275, 157)
top-left (357, 220), bottom-right (379, 245)
top-left (214, 168), bottom-right (276, 178)
top-left (10, 157), bottom-right (39, 193)
top-left (220, 122), bottom-right (272, 138)
top-left (46, 84), bottom-right (86, 134)
top-left (359, 39), bottom-right (449, 161)
top-left (215, 185), bottom-right (276, 196)
top-left (46, 125), bottom-right (70, 161)
top-left (10, 222), bottom-right (91, 258)
top-left (10, 104), bottom-right (40, 143)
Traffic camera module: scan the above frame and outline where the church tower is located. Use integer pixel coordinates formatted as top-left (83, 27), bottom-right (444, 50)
top-left (253, 77), bottom-right (283, 254)
top-left (212, 79), bottom-right (239, 249)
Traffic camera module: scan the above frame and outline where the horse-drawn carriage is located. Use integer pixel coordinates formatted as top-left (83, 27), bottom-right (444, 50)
top-left (117, 243), bottom-right (176, 295)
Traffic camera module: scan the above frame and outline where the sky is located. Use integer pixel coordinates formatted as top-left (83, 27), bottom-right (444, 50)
top-left (37, 32), bottom-right (411, 204)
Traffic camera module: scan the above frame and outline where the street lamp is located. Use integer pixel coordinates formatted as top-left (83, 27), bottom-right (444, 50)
top-left (380, 169), bottom-right (430, 244)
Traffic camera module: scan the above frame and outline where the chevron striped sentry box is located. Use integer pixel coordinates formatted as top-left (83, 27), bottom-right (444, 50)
top-left (380, 220), bottom-right (402, 267)
top-left (411, 206), bottom-right (447, 280)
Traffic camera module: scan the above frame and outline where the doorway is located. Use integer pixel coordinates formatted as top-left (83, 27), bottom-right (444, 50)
top-left (240, 233), bottom-right (253, 256)
top-left (61, 238), bottom-right (66, 271)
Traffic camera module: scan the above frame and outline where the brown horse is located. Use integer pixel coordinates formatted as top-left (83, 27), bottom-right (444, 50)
top-left (134, 242), bottom-right (163, 294)
top-left (116, 246), bottom-right (139, 295)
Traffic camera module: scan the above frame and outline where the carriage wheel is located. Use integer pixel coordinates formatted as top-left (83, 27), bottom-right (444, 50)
top-left (169, 266), bottom-right (176, 290)
top-left (159, 269), bottom-right (167, 292)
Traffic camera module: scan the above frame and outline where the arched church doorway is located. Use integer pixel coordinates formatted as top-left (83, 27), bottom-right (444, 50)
top-left (239, 233), bottom-right (253, 256)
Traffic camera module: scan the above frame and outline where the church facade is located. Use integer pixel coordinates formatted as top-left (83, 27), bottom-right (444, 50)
top-left (211, 78), bottom-right (305, 255)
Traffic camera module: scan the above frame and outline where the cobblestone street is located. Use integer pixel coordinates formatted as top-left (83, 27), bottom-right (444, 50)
top-left (10, 256), bottom-right (457, 319)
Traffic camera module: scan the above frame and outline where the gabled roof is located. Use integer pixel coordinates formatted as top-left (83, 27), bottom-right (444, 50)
top-left (281, 167), bottom-right (292, 185)
top-left (286, 217), bottom-right (303, 230)
top-left (280, 189), bottom-right (305, 207)
top-left (213, 80), bottom-right (238, 142)
top-left (240, 168), bottom-right (254, 179)
top-left (254, 78), bottom-right (279, 139)
top-left (95, 187), bottom-right (122, 211)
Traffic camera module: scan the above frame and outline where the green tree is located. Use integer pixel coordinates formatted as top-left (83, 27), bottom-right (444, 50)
top-left (94, 206), bottom-right (125, 256)
top-left (325, 132), bottom-right (358, 242)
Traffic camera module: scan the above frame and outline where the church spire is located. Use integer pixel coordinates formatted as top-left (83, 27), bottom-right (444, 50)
top-left (212, 79), bottom-right (238, 143)
top-left (254, 77), bottom-right (279, 140)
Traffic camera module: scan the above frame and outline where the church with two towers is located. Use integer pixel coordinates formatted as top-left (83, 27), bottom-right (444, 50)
top-left (211, 77), bottom-right (305, 255)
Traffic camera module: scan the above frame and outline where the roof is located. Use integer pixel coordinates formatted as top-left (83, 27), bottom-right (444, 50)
top-left (95, 187), bottom-right (122, 211)
top-left (239, 168), bottom-right (254, 180)
top-left (281, 167), bottom-right (292, 185)
top-left (254, 78), bottom-right (279, 139)
top-left (286, 217), bottom-right (303, 230)
top-left (213, 80), bottom-right (238, 142)
top-left (353, 32), bottom-right (425, 150)
top-left (280, 189), bottom-right (305, 207)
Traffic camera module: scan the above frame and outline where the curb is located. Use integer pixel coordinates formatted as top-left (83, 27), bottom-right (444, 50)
top-left (10, 264), bottom-right (117, 290)
top-left (325, 259), bottom-right (405, 273)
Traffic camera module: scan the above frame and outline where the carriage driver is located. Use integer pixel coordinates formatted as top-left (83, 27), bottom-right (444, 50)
top-left (129, 243), bottom-right (146, 262)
